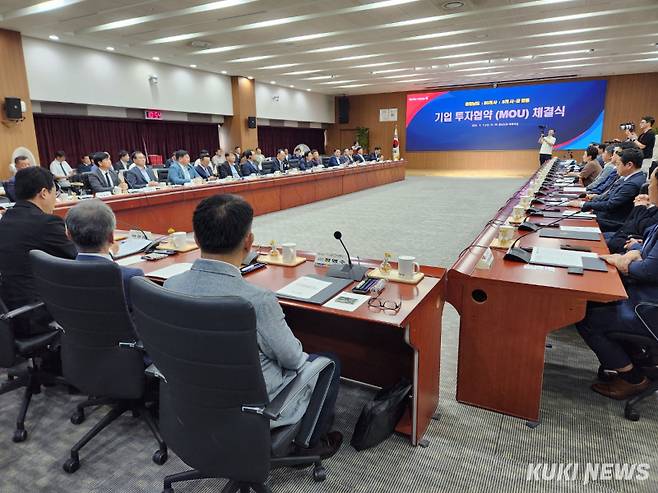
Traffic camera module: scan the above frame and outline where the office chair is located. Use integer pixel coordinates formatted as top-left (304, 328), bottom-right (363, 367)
top-left (605, 302), bottom-right (658, 421)
top-left (0, 281), bottom-right (64, 443)
top-left (130, 277), bottom-right (336, 493)
top-left (261, 159), bottom-right (274, 174)
top-left (156, 168), bottom-right (169, 183)
top-left (29, 251), bottom-right (167, 473)
top-left (79, 172), bottom-right (93, 194)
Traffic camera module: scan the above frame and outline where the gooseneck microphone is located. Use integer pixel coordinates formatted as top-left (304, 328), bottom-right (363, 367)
top-left (326, 230), bottom-right (368, 281)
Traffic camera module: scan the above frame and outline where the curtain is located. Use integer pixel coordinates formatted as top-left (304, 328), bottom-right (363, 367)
top-left (34, 114), bottom-right (220, 166)
top-left (257, 126), bottom-right (325, 157)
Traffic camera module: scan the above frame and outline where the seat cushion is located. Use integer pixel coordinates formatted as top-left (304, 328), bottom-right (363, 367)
top-left (14, 330), bottom-right (60, 356)
top-left (271, 423), bottom-right (300, 458)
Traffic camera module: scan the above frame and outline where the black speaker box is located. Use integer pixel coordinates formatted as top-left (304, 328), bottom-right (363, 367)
top-left (338, 96), bottom-right (349, 124)
top-left (4, 97), bottom-right (22, 120)
top-left (247, 116), bottom-right (257, 128)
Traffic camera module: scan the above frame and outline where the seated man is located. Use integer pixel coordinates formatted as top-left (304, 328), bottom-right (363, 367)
top-left (89, 152), bottom-right (126, 194)
top-left (114, 150), bottom-right (132, 172)
top-left (606, 169), bottom-right (658, 253)
top-left (312, 150), bottom-right (322, 166)
top-left (4, 155), bottom-right (31, 202)
top-left (567, 146), bottom-right (601, 187)
top-left (342, 148), bottom-right (353, 164)
top-left (270, 149), bottom-right (289, 173)
top-left (164, 194), bottom-right (342, 458)
top-left (240, 150), bottom-right (260, 176)
top-left (219, 152), bottom-right (242, 179)
top-left (369, 147), bottom-right (383, 161)
top-left (327, 148), bottom-right (341, 168)
top-left (50, 150), bottom-right (74, 189)
top-left (569, 148), bottom-right (646, 232)
top-left (586, 144), bottom-right (618, 194)
top-left (65, 199), bottom-right (143, 307)
top-left (168, 149), bottom-right (201, 185)
top-left (125, 151), bottom-right (159, 189)
top-left (77, 154), bottom-right (94, 174)
top-left (194, 152), bottom-right (217, 180)
top-left (0, 167), bottom-right (77, 336)
top-left (299, 150), bottom-right (313, 171)
top-left (353, 147), bottom-right (367, 163)
top-left (577, 222), bottom-right (658, 399)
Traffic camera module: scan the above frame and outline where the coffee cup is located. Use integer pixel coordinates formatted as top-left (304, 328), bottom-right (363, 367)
top-left (498, 225), bottom-right (515, 244)
top-left (398, 255), bottom-right (420, 279)
top-left (171, 232), bottom-right (187, 249)
top-left (282, 243), bottom-right (297, 264)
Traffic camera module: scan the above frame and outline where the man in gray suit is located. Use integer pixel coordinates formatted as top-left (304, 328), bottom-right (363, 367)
top-left (164, 194), bottom-right (342, 459)
top-left (89, 152), bottom-right (127, 194)
top-left (125, 151), bottom-right (159, 189)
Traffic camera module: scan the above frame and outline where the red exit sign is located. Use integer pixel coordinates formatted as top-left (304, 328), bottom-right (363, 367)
top-left (144, 110), bottom-right (162, 120)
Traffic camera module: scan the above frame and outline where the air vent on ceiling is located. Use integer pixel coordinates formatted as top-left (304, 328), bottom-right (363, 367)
top-left (189, 40), bottom-right (212, 49)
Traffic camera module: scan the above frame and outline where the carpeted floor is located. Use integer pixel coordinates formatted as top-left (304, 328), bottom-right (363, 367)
top-left (1, 176), bottom-right (657, 492)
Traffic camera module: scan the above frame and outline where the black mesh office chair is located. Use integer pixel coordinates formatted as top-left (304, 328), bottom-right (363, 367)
top-left (0, 276), bottom-right (63, 442)
top-left (606, 302), bottom-right (658, 421)
top-left (79, 172), bottom-right (93, 194)
top-left (130, 277), bottom-right (336, 493)
top-left (29, 251), bottom-right (167, 473)
top-left (261, 159), bottom-right (274, 174)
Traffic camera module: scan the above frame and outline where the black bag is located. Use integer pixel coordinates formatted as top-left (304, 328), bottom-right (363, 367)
top-left (350, 378), bottom-right (411, 451)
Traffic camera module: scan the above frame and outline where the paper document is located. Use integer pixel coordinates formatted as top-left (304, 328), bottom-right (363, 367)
top-left (562, 211), bottom-right (596, 218)
top-left (115, 238), bottom-right (152, 258)
top-left (148, 263), bottom-right (192, 279)
top-left (323, 292), bottom-right (370, 312)
top-left (562, 186), bottom-right (587, 193)
top-left (530, 247), bottom-right (597, 269)
top-left (276, 276), bottom-right (331, 300)
top-left (560, 226), bottom-right (601, 233)
top-left (116, 255), bottom-right (144, 266)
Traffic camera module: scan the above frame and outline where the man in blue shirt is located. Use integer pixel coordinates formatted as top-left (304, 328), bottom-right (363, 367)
top-left (168, 150), bottom-right (200, 185)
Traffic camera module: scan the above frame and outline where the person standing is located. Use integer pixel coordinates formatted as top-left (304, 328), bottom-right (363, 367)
top-left (538, 128), bottom-right (556, 166)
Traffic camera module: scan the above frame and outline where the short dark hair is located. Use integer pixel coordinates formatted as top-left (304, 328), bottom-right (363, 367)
top-left (15, 166), bottom-right (55, 201)
top-left (619, 140), bottom-right (636, 150)
top-left (175, 150), bottom-right (189, 161)
top-left (131, 151), bottom-right (145, 161)
top-left (55, 150), bottom-right (66, 159)
top-left (585, 145), bottom-right (598, 160)
top-left (14, 155), bottom-right (29, 166)
top-left (199, 152), bottom-right (210, 160)
top-left (597, 143), bottom-right (606, 151)
top-left (605, 144), bottom-right (616, 155)
top-left (224, 152), bottom-right (232, 158)
top-left (118, 150), bottom-right (129, 159)
top-left (234, 146), bottom-right (241, 150)
top-left (244, 150), bottom-right (253, 159)
top-left (82, 154), bottom-right (90, 160)
top-left (193, 194), bottom-right (253, 254)
top-left (311, 149), bottom-right (318, 153)
top-left (620, 148), bottom-right (644, 168)
top-left (642, 116), bottom-right (655, 126)
top-left (276, 148), bottom-right (285, 155)
top-left (304, 150), bottom-right (312, 158)
top-left (93, 151), bottom-right (110, 166)
top-left (375, 147), bottom-right (381, 151)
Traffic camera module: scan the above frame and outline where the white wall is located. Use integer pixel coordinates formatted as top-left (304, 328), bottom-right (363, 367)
top-left (22, 37), bottom-right (233, 116)
top-left (255, 82), bottom-right (334, 123)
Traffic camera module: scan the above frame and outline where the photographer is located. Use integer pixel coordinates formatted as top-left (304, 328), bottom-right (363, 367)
top-left (624, 116), bottom-right (655, 172)
top-left (538, 128), bottom-right (556, 166)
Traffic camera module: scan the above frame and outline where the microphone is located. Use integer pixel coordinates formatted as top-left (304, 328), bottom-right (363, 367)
top-left (504, 209), bottom-right (586, 263)
top-left (520, 198), bottom-right (576, 231)
top-left (326, 230), bottom-right (368, 281)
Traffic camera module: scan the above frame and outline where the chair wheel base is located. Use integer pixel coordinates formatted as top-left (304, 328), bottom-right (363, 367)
top-left (153, 449), bottom-right (168, 465)
top-left (625, 405), bottom-right (640, 422)
top-left (70, 410), bottom-right (85, 425)
top-left (312, 465), bottom-right (326, 482)
top-left (12, 428), bottom-right (27, 443)
top-left (63, 457), bottom-right (80, 474)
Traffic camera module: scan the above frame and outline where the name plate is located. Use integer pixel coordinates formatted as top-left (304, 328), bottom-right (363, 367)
top-left (96, 191), bottom-right (112, 198)
top-left (314, 253), bottom-right (348, 267)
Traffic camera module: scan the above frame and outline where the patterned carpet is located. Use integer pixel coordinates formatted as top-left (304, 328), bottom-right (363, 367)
top-left (1, 176), bottom-right (657, 492)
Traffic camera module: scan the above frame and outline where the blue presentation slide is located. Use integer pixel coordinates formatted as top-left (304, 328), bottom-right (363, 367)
top-left (405, 80), bottom-right (607, 151)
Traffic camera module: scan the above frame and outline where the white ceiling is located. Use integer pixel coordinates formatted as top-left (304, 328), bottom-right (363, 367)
top-left (2, 0), bottom-right (658, 95)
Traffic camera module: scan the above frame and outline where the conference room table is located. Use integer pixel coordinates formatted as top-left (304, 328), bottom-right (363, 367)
top-left (53, 160), bottom-right (405, 233)
top-left (446, 160), bottom-right (628, 424)
top-left (125, 245), bottom-right (444, 446)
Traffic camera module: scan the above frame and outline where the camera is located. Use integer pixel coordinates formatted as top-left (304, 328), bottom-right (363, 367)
top-left (620, 122), bottom-right (635, 132)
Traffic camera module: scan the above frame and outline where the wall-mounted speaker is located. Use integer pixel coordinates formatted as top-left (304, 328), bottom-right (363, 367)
top-left (247, 116), bottom-right (257, 128)
top-left (338, 96), bottom-right (349, 124)
top-left (4, 97), bottom-right (22, 120)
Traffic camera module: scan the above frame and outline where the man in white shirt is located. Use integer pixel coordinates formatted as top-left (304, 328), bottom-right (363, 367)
top-left (253, 147), bottom-right (265, 167)
top-left (538, 128), bottom-right (556, 166)
top-left (50, 150), bottom-right (74, 189)
top-left (113, 151), bottom-right (131, 172)
top-left (211, 147), bottom-right (226, 170)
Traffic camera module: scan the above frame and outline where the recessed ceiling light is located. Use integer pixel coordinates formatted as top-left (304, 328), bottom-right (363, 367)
top-left (337, 84), bottom-right (370, 88)
top-left (289, 85), bottom-right (295, 88)
top-left (332, 54), bottom-right (382, 61)
top-left (371, 68), bottom-right (406, 74)
top-left (152, 56), bottom-right (160, 61)
top-left (303, 75), bottom-right (333, 80)
top-left (221, 70), bottom-right (228, 74)
top-left (247, 76), bottom-right (254, 80)
top-left (48, 34), bottom-right (59, 41)
top-left (308, 44), bottom-right (360, 53)
top-left (270, 80), bottom-right (276, 84)
top-left (189, 64), bottom-right (197, 68)
top-left (105, 46), bottom-right (115, 51)
top-left (230, 55), bottom-right (275, 63)
top-left (306, 88), bottom-right (311, 92)
top-left (258, 63), bottom-right (300, 70)
top-left (443, 1), bottom-right (464, 9)
top-left (283, 69), bottom-right (323, 75)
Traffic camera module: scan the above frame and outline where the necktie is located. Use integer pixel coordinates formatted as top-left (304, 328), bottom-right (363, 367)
top-left (105, 172), bottom-right (112, 188)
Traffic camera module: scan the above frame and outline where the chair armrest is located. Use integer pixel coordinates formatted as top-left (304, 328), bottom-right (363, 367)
top-left (144, 363), bottom-right (166, 382)
top-left (118, 340), bottom-right (145, 351)
top-left (0, 301), bottom-right (45, 321)
top-left (261, 356), bottom-right (333, 421)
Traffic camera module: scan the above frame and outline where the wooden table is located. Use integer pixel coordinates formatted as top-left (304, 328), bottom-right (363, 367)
top-left (132, 248), bottom-right (444, 446)
top-left (54, 161), bottom-right (405, 233)
top-left (446, 162), bottom-right (627, 423)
